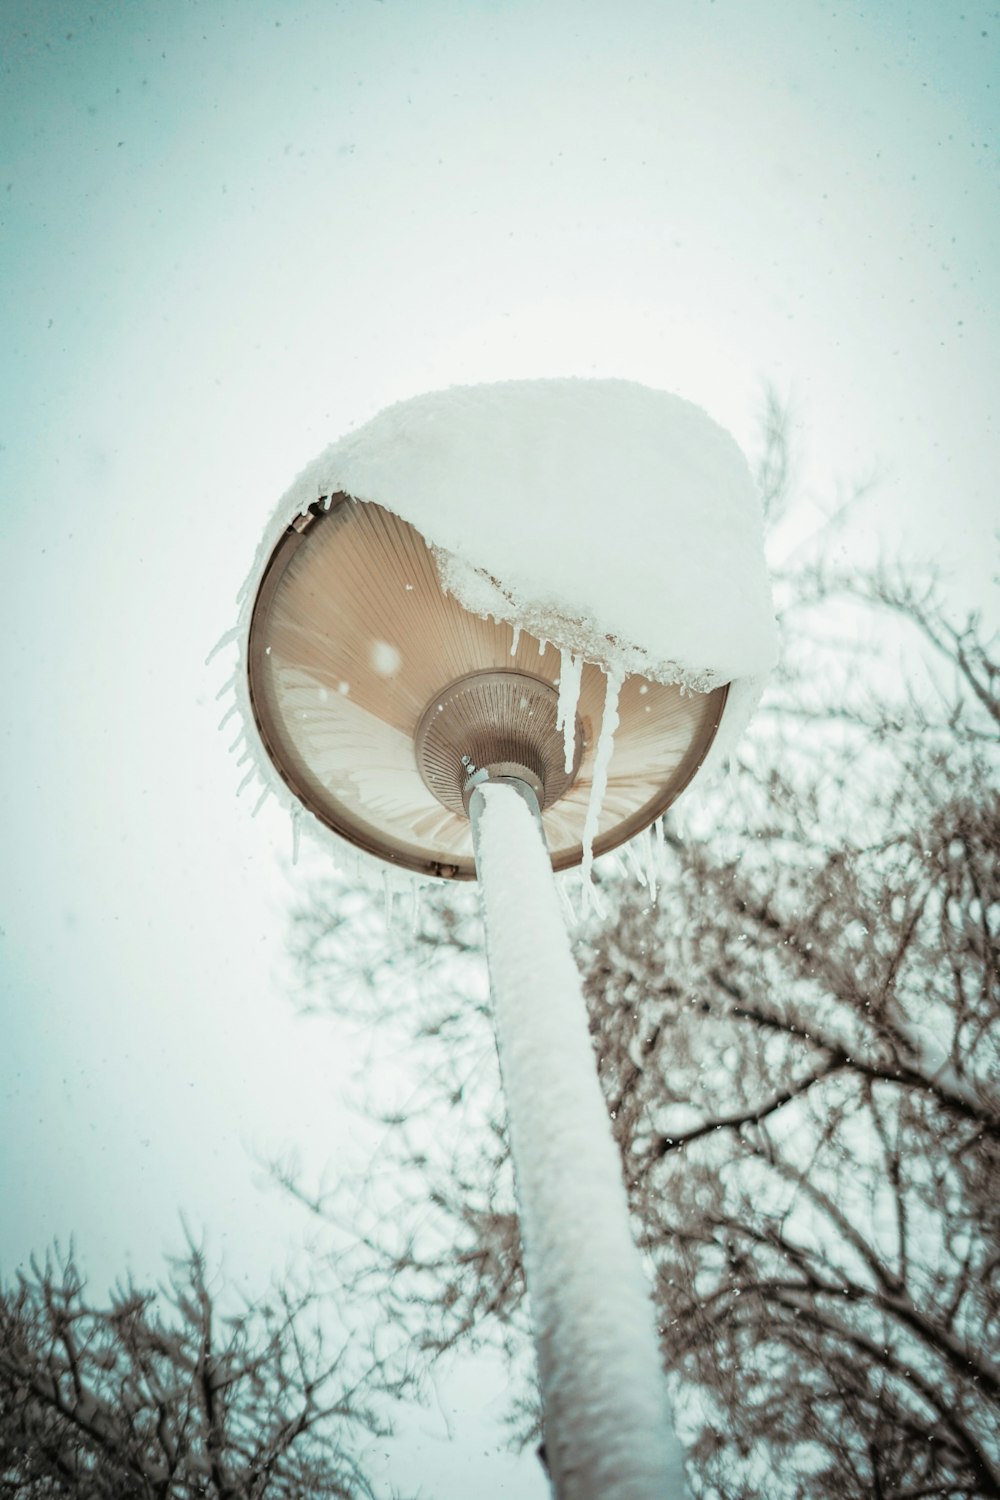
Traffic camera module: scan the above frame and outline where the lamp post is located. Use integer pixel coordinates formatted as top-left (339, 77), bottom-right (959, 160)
top-left (238, 380), bottom-right (774, 1497)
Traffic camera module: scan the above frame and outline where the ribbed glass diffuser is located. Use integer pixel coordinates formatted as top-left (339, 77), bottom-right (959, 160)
top-left (247, 495), bottom-right (727, 878)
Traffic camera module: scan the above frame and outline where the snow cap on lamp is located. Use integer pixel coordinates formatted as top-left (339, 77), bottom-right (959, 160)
top-left (277, 378), bottom-right (777, 690)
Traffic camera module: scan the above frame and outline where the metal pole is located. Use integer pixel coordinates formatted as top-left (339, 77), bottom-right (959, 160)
top-left (468, 780), bottom-right (688, 1500)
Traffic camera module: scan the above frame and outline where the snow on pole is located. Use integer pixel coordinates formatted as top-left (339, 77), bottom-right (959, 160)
top-left (470, 780), bottom-right (689, 1500)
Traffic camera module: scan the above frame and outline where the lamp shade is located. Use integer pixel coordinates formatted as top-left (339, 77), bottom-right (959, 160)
top-left (247, 493), bottom-right (727, 879)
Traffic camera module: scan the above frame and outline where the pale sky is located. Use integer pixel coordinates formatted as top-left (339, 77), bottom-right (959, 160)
top-left (1, 2), bottom-right (997, 1495)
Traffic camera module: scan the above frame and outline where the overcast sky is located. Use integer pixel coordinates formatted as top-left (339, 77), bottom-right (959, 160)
top-left (2, 2), bottom-right (998, 1495)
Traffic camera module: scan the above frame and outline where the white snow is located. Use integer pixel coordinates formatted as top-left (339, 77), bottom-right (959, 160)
top-left (275, 378), bottom-right (775, 689)
top-left (472, 781), bottom-right (690, 1498)
top-left (371, 640), bottom-right (402, 677)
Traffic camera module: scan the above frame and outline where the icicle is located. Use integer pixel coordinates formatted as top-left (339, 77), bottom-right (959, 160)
top-left (229, 728), bottom-right (246, 754)
top-left (214, 671), bottom-right (238, 702)
top-left (290, 806), bottom-right (302, 867)
top-left (217, 702), bottom-right (238, 731)
top-left (251, 784), bottom-right (271, 817)
top-left (235, 748), bottom-right (251, 768)
top-left (643, 824), bottom-right (659, 906)
top-left (671, 798), bottom-right (690, 841)
top-left (236, 766), bottom-right (256, 796)
top-left (409, 878), bottom-right (422, 935)
top-left (556, 649), bottom-right (583, 775)
top-left (557, 877), bottom-right (578, 929)
top-left (623, 837), bottom-right (648, 889)
top-left (510, 624), bottom-right (521, 657)
top-left (588, 878), bottom-right (609, 920)
top-left (204, 625), bottom-right (242, 666)
top-left (581, 664), bottom-right (624, 891)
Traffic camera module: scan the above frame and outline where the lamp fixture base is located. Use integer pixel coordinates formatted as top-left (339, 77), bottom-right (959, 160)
top-left (415, 670), bottom-right (583, 817)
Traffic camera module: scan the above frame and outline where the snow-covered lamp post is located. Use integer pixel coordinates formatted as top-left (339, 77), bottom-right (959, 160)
top-left (235, 380), bottom-right (776, 1499)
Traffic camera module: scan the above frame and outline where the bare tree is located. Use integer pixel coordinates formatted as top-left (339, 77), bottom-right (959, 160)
top-left (0, 1241), bottom-right (401, 1499)
top-left (586, 574), bottom-right (1000, 1498)
top-left (283, 405), bottom-right (1000, 1497)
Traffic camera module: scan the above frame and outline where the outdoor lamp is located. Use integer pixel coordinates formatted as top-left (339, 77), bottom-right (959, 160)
top-left (237, 379), bottom-right (775, 1500)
